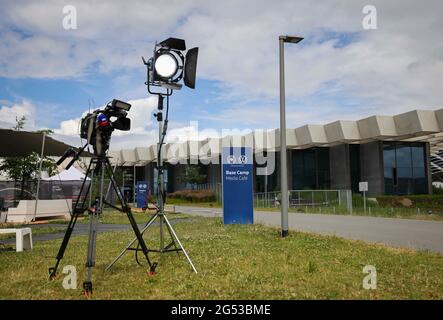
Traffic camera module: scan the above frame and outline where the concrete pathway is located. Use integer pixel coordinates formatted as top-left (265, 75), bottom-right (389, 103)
top-left (174, 205), bottom-right (443, 254)
top-left (0, 219), bottom-right (186, 244)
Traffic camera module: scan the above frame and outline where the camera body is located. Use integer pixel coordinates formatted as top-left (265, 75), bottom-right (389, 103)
top-left (80, 99), bottom-right (132, 156)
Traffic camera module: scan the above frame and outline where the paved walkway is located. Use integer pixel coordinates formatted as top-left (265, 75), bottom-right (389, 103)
top-left (175, 205), bottom-right (443, 254)
top-left (0, 219), bottom-right (186, 244)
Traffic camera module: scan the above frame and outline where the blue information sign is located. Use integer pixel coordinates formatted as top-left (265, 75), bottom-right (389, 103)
top-left (222, 147), bottom-right (254, 224)
top-left (136, 181), bottom-right (149, 208)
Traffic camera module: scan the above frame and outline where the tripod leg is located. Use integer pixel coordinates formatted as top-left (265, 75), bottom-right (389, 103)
top-left (83, 161), bottom-right (104, 296)
top-left (163, 216), bottom-right (180, 255)
top-left (163, 215), bottom-right (198, 274)
top-left (106, 212), bottom-right (158, 271)
top-left (49, 159), bottom-right (94, 279)
top-left (83, 198), bottom-right (99, 296)
top-left (105, 160), bottom-right (156, 273)
top-left (49, 212), bottom-right (80, 279)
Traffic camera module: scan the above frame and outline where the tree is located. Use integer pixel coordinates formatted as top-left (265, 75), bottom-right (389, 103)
top-left (177, 165), bottom-right (207, 188)
top-left (0, 152), bottom-right (58, 200)
top-left (36, 128), bottom-right (54, 135)
top-left (13, 116), bottom-right (26, 131)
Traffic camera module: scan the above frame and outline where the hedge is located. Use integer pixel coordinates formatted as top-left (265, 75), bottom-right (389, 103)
top-left (375, 194), bottom-right (443, 208)
top-left (167, 189), bottom-right (216, 203)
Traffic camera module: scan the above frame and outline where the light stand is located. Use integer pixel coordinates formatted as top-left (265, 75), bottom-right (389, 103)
top-left (107, 37), bottom-right (198, 273)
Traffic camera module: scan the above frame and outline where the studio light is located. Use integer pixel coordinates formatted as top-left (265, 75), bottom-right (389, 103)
top-left (143, 37), bottom-right (199, 93)
top-left (122, 37), bottom-right (200, 274)
top-left (155, 53), bottom-right (178, 79)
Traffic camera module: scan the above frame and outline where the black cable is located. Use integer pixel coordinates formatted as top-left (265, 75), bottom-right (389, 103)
top-left (135, 241), bottom-right (141, 265)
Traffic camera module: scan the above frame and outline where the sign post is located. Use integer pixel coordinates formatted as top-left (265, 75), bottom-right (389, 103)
top-left (222, 147), bottom-right (254, 224)
top-left (359, 181), bottom-right (368, 214)
top-left (136, 181), bottom-right (149, 208)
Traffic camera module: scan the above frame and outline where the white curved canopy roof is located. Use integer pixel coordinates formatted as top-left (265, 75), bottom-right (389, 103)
top-left (110, 108), bottom-right (443, 166)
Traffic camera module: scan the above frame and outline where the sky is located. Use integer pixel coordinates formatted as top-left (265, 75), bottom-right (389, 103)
top-left (0, 0), bottom-right (442, 150)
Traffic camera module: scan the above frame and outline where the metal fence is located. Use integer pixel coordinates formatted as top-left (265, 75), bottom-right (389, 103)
top-left (191, 184), bottom-right (353, 213)
top-left (253, 189), bottom-right (353, 213)
top-left (0, 179), bottom-right (128, 211)
top-left (0, 180), bottom-right (87, 208)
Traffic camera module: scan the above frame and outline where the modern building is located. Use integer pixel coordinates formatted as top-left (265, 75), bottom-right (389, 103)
top-left (109, 109), bottom-right (443, 198)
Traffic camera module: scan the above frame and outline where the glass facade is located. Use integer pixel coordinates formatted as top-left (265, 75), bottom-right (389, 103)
top-left (383, 142), bottom-right (427, 195)
top-left (292, 148), bottom-right (330, 189)
top-left (349, 144), bottom-right (361, 192)
top-left (255, 152), bottom-right (278, 192)
top-left (253, 141), bottom-right (428, 195)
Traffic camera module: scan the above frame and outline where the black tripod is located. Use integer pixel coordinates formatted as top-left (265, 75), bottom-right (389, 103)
top-left (48, 152), bottom-right (156, 296)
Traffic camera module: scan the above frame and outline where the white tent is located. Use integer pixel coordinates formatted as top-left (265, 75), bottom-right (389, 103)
top-left (46, 166), bottom-right (90, 181)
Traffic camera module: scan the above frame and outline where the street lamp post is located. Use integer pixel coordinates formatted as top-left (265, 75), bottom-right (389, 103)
top-left (279, 35), bottom-right (303, 238)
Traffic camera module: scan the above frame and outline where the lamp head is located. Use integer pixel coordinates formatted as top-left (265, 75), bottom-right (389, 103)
top-left (145, 37), bottom-right (198, 92)
top-left (279, 35), bottom-right (304, 43)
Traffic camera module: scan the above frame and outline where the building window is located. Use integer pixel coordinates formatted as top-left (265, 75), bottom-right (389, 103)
top-left (383, 142), bottom-right (427, 195)
top-left (292, 148), bottom-right (330, 190)
top-left (255, 152), bottom-right (278, 192)
top-left (349, 144), bottom-right (361, 192)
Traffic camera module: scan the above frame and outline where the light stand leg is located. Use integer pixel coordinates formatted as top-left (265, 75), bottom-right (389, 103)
top-left (105, 212), bottom-right (158, 271)
top-left (159, 214), bottom-right (164, 252)
top-left (104, 159), bottom-right (155, 272)
top-left (163, 216), bottom-right (180, 255)
top-left (163, 214), bottom-right (198, 274)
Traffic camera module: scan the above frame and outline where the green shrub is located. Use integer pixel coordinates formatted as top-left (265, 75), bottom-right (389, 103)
top-left (376, 194), bottom-right (443, 208)
top-left (432, 185), bottom-right (443, 195)
top-left (167, 189), bottom-right (216, 203)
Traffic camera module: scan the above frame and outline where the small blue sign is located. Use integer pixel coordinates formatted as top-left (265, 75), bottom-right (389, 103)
top-left (222, 147), bottom-right (254, 224)
top-left (136, 181), bottom-right (149, 208)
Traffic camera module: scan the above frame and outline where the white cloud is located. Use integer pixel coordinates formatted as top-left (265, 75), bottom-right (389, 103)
top-left (166, 122), bottom-right (221, 144)
top-left (1, 0), bottom-right (443, 145)
top-left (56, 118), bottom-right (81, 136)
top-left (0, 1), bottom-right (198, 78)
top-left (0, 100), bottom-right (36, 130)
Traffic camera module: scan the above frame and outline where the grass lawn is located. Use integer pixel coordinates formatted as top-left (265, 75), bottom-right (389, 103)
top-left (168, 201), bottom-right (443, 221)
top-left (0, 215), bottom-right (441, 299)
